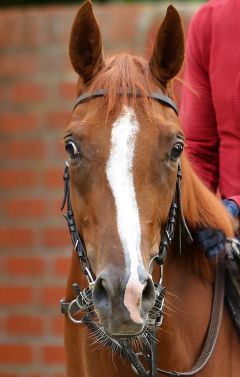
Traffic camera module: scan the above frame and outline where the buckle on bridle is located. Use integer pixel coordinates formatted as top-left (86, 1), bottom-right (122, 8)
top-left (66, 285), bottom-right (94, 324)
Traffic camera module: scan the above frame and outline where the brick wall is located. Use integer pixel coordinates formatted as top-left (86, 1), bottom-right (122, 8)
top-left (0, 2), bottom-right (200, 376)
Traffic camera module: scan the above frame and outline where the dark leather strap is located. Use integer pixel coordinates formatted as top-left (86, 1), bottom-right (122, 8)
top-left (157, 162), bottom-right (193, 265)
top-left (149, 91), bottom-right (178, 115)
top-left (73, 89), bottom-right (178, 115)
top-left (156, 254), bottom-right (225, 376)
top-left (61, 163), bottom-right (95, 283)
top-left (73, 89), bottom-right (106, 110)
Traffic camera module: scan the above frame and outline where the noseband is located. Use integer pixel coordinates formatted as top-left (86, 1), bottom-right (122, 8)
top-left (60, 89), bottom-right (225, 377)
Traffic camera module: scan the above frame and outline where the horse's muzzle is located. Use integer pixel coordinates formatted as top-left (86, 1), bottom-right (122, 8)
top-left (92, 267), bottom-right (156, 336)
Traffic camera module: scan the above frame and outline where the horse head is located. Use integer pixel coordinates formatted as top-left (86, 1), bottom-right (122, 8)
top-left (64, 0), bottom-right (185, 337)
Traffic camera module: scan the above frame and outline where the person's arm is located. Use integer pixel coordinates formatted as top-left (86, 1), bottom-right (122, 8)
top-left (180, 7), bottom-right (240, 256)
top-left (180, 6), bottom-right (219, 193)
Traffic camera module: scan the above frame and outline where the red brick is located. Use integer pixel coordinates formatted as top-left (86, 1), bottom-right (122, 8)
top-left (0, 373), bottom-right (18, 377)
top-left (19, 17), bottom-right (46, 48)
top-left (50, 315), bottom-right (64, 336)
top-left (0, 12), bottom-right (24, 48)
top-left (0, 170), bottom-right (38, 189)
top-left (43, 168), bottom-right (62, 188)
top-left (46, 111), bottom-right (70, 129)
top-left (56, 142), bottom-right (67, 159)
top-left (0, 286), bottom-right (32, 306)
top-left (0, 54), bottom-right (37, 78)
top-left (53, 257), bottom-right (71, 276)
top-left (3, 140), bottom-right (45, 160)
top-left (0, 85), bottom-right (7, 103)
top-left (42, 48), bottom-right (70, 73)
top-left (0, 344), bottom-right (33, 364)
top-left (10, 83), bottom-right (46, 103)
top-left (7, 199), bottom-right (47, 219)
top-left (0, 315), bottom-right (5, 334)
top-left (50, 197), bottom-right (63, 216)
top-left (42, 228), bottom-right (70, 247)
top-left (0, 113), bottom-right (38, 133)
top-left (6, 315), bottom-right (44, 336)
top-left (41, 345), bottom-right (65, 364)
top-left (0, 229), bottom-right (34, 248)
top-left (59, 82), bottom-right (77, 100)
top-left (41, 286), bottom-right (66, 306)
top-left (6, 257), bottom-right (45, 276)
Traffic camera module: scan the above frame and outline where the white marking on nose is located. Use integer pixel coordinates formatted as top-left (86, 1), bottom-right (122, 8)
top-left (106, 107), bottom-right (144, 324)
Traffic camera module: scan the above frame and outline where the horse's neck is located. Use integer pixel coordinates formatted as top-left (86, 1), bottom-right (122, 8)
top-left (156, 243), bottom-right (240, 375)
top-left (157, 243), bottom-right (215, 370)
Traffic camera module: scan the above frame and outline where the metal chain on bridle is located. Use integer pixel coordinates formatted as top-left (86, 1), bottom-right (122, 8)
top-left (60, 89), bottom-right (227, 377)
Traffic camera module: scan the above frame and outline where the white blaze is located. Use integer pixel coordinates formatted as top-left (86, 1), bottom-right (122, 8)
top-left (106, 107), bottom-right (144, 324)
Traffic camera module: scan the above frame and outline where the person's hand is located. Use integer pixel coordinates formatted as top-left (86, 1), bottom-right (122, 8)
top-left (196, 228), bottom-right (225, 258)
top-left (222, 199), bottom-right (239, 218)
top-left (197, 198), bottom-right (239, 258)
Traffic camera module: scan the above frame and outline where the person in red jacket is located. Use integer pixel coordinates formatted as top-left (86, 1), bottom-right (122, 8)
top-left (180, 0), bottom-right (240, 257)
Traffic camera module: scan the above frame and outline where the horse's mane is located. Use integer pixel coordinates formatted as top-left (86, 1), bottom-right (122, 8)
top-left (182, 157), bottom-right (234, 237)
top-left (83, 53), bottom-right (234, 238)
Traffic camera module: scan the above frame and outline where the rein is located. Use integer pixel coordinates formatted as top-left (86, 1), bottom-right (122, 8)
top-left (60, 89), bottom-right (225, 377)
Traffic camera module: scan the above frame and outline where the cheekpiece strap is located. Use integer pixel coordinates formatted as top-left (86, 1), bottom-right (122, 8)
top-left (158, 161), bottom-right (193, 265)
top-left (61, 162), bottom-right (95, 283)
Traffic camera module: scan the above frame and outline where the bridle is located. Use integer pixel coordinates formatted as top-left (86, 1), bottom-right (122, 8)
top-left (60, 89), bottom-right (225, 377)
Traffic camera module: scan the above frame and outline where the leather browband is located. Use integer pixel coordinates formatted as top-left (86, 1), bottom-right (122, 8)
top-left (73, 89), bottom-right (179, 115)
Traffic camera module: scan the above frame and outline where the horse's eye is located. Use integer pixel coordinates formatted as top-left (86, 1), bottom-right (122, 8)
top-left (65, 141), bottom-right (79, 159)
top-left (170, 142), bottom-right (184, 161)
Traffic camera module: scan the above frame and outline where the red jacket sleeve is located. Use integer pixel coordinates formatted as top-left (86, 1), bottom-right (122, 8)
top-left (180, 6), bottom-right (219, 193)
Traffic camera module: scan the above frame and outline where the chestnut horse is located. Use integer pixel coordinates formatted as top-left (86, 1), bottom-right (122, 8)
top-left (61, 1), bottom-right (240, 376)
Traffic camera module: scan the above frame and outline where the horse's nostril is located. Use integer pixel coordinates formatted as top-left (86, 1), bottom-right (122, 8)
top-left (93, 277), bottom-right (111, 313)
top-left (94, 278), bottom-right (107, 300)
top-left (142, 277), bottom-right (155, 311)
top-left (142, 280), bottom-right (151, 299)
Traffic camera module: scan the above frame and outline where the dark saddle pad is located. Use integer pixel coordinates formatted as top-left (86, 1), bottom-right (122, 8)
top-left (225, 244), bottom-right (240, 335)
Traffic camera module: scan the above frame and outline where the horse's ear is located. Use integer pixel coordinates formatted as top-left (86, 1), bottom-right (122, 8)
top-left (69, 0), bottom-right (103, 82)
top-left (149, 5), bottom-right (184, 84)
